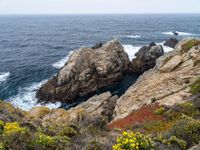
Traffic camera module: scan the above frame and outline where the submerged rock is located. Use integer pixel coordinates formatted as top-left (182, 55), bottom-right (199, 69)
top-left (129, 42), bottom-right (164, 73)
top-left (164, 38), bottom-right (179, 48)
top-left (36, 39), bottom-right (129, 103)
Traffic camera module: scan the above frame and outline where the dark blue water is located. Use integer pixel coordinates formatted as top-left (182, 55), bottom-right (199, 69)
top-left (0, 14), bottom-right (200, 110)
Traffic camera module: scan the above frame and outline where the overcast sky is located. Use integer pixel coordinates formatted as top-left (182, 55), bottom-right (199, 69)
top-left (0, 0), bottom-right (200, 15)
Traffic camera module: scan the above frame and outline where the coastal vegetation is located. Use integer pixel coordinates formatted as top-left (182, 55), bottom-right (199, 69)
top-left (1, 38), bottom-right (200, 149)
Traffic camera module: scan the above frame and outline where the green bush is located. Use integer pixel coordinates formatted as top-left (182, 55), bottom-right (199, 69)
top-left (190, 78), bottom-right (200, 95)
top-left (170, 118), bottom-right (200, 147)
top-left (58, 126), bottom-right (77, 137)
top-left (181, 39), bottom-right (200, 53)
top-left (33, 132), bottom-right (56, 150)
top-left (154, 107), bottom-right (166, 115)
top-left (0, 143), bottom-right (5, 150)
top-left (112, 131), bottom-right (155, 150)
top-left (87, 140), bottom-right (102, 150)
top-left (0, 120), bottom-right (4, 134)
top-left (52, 135), bottom-right (71, 150)
top-left (164, 102), bottom-right (199, 120)
top-left (153, 135), bottom-right (187, 150)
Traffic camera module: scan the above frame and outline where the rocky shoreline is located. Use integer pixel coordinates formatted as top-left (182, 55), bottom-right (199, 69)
top-left (1, 38), bottom-right (200, 150)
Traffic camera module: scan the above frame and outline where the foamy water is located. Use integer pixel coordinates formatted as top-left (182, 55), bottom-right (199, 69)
top-left (123, 41), bottom-right (173, 61)
top-left (125, 35), bottom-right (141, 39)
top-left (162, 31), bottom-right (196, 36)
top-left (8, 79), bottom-right (61, 111)
top-left (123, 45), bottom-right (141, 60)
top-left (157, 42), bottom-right (174, 53)
top-left (0, 72), bottom-right (10, 83)
top-left (52, 51), bottom-right (73, 69)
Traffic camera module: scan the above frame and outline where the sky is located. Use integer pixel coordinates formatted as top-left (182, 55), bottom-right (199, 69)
top-left (0, 0), bottom-right (200, 15)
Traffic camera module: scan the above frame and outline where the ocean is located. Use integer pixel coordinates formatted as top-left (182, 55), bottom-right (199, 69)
top-left (0, 14), bottom-right (200, 110)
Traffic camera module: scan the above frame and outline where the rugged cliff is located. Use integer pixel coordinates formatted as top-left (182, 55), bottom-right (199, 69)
top-left (36, 39), bottom-right (129, 103)
top-left (113, 38), bottom-right (200, 120)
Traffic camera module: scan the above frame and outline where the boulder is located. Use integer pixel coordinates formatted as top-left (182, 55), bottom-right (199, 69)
top-left (164, 38), bottom-right (178, 48)
top-left (91, 42), bottom-right (103, 49)
top-left (36, 39), bottom-right (129, 103)
top-left (159, 55), bottom-right (182, 72)
top-left (129, 42), bottom-right (164, 73)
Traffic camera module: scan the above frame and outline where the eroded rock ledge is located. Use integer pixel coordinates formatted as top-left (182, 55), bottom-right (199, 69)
top-left (113, 38), bottom-right (200, 121)
top-left (36, 39), bottom-right (130, 103)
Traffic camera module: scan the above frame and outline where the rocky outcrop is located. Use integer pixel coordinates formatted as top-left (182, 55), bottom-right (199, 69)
top-left (113, 38), bottom-right (200, 121)
top-left (26, 92), bottom-right (118, 125)
top-left (36, 39), bottom-right (129, 103)
top-left (129, 42), bottom-right (164, 73)
top-left (164, 38), bottom-right (178, 48)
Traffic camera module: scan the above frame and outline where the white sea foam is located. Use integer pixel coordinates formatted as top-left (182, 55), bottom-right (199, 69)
top-left (8, 79), bottom-right (61, 111)
top-left (52, 51), bottom-right (73, 69)
top-left (123, 41), bottom-right (174, 61)
top-left (162, 31), bottom-right (196, 36)
top-left (126, 35), bottom-right (141, 39)
top-left (0, 72), bottom-right (10, 83)
top-left (123, 45), bottom-right (141, 60)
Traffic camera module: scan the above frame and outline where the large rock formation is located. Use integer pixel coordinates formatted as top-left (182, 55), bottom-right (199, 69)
top-left (129, 42), bottom-right (164, 73)
top-left (36, 39), bottom-right (129, 103)
top-left (113, 38), bottom-right (200, 120)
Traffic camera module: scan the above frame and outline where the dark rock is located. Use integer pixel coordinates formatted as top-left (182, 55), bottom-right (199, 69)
top-left (164, 38), bottom-right (179, 48)
top-left (129, 43), bottom-right (164, 73)
top-left (36, 40), bottom-right (130, 103)
top-left (173, 31), bottom-right (178, 36)
top-left (91, 43), bottom-right (103, 49)
top-left (149, 42), bottom-right (157, 47)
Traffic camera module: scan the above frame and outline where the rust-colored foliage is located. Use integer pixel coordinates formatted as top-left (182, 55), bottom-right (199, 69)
top-left (108, 103), bottom-right (164, 130)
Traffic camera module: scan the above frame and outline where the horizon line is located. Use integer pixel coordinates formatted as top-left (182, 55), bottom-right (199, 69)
top-left (0, 13), bottom-right (200, 16)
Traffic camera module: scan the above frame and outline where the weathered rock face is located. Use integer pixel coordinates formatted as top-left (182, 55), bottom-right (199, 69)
top-left (164, 38), bottom-right (179, 48)
top-left (36, 39), bottom-right (129, 103)
top-left (129, 42), bottom-right (164, 73)
top-left (113, 39), bottom-right (200, 121)
top-left (27, 92), bottom-right (118, 125)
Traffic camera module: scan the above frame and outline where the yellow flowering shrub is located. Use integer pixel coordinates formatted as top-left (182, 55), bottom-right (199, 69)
top-left (112, 131), bottom-right (154, 150)
top-left (2, 122), bottom-right (31, 149)
top-left (3, 122), bottom-right (27, 136)
top-left (34, 132), bottom-right (56, 150)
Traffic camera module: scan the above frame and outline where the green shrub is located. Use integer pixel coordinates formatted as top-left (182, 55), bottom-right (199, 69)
top-left (170, 118), bottom-right (200, 147)
top-left (154, 107), bottom-right (166, 115)
top-left (58, 126), bottom-right (77, 137)
top-left (34, 132), bottom-right (56, 150)
top-left (112, 131), bottom-right (155, 150)
top-left (52, 136), bottom-right (71, 150)
top-left (181, 39), bottom-right (200, 53)
top-left (0, 120), bottom-right (4, 134)
top-left (0, 143), bottom-right (5, 150)
top-left (153, 135), bottom-right (187, 150)
top-left (190, 78), bottom-right (200, 95)
top-left (87, 140), bottom-right (102, 150)
top-left (164, 102), bottom-right (199, 120)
